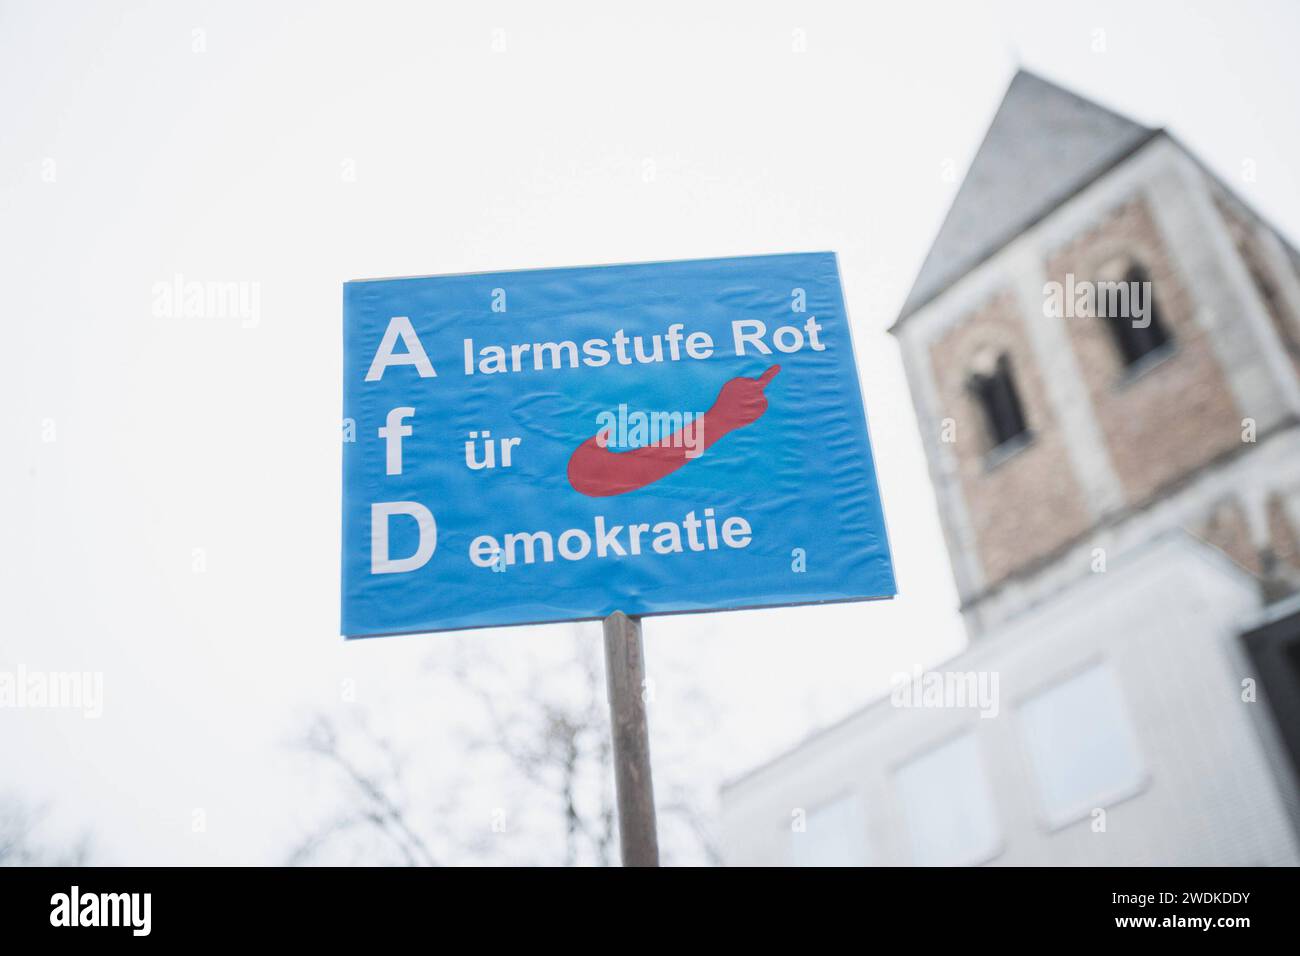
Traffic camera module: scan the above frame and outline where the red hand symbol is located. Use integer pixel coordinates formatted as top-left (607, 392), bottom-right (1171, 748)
top-left (707, 364), bottom-right (780, 431)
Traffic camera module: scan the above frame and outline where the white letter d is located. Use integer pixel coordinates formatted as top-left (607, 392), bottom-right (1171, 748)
top-left (371, 502), bottom-right (437, 574)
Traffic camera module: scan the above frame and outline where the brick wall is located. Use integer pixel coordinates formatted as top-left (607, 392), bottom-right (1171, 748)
top-left (1215, 194), bottom-right (1300, 381)
top-left (1047, 197), bottom-right (1243, 506)
top-left (1197, 497), bottom-right (1262, 577)
top-left (928, 290), bottom-right (1090, 585)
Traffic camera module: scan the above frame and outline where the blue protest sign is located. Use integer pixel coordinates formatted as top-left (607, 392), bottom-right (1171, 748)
top-left (342, 252), bottom-right (894, 637)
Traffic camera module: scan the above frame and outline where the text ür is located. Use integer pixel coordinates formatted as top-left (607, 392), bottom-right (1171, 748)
top-left (464, 431), bottom-right (521, 470)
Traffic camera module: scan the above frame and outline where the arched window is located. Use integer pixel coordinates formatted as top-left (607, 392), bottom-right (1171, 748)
top-left (1099, 262), bottom-right (1171, 367)
top-left (968, 352), bottom-right (1028, 451)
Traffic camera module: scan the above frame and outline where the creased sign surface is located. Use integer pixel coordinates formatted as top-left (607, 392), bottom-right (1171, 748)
top-left (342, 252), bottom-right (894, 637)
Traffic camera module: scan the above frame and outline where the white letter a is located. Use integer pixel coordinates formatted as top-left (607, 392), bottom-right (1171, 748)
top-left (366, 316), bottom-right (437, 381)
top-left (50, 893), bottom-right (70, 927)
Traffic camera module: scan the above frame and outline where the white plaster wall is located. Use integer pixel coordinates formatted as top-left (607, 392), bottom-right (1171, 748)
top-left (721, 535), bottom-right (1299, 866)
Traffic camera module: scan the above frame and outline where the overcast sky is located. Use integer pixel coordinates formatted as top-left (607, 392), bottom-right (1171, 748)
top-left (2, 0), bottom-right (1297, 864)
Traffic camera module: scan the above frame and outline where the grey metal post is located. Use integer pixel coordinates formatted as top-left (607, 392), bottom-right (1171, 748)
top-left (602, 611), bottom-right (660, 867)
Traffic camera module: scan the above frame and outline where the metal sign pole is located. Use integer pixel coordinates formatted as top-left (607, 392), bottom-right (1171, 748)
top-left (602, 611), bottom-right (660, 867)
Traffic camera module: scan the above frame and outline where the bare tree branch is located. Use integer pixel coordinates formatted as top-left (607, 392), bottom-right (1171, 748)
top-left (291, 626), bottom-right (716, 867)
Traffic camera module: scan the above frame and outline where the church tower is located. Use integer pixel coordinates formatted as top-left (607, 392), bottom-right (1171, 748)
top-left (722, 71), bottom-right (1300, 868)
top-left (891, 70), bottom-right (1300, 639)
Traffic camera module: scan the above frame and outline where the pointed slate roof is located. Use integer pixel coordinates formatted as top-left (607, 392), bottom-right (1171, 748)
top-left (895, 70), bottom-right (1159, 324)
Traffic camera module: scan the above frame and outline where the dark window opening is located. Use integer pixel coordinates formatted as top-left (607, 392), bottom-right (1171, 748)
top-left (1241, 608), bottom-right (1300, 787)
top-left (1102, 264), bottom-right (1171, 367)
top-left (969, 354), bottom-right (1028, 450)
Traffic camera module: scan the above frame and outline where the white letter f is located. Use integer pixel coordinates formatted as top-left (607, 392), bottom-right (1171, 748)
top-left (379, 406), bottom-right (415, 475)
